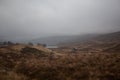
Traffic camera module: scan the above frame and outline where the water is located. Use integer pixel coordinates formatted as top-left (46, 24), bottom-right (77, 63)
top-left (46, 45), bottom-right (58, 48)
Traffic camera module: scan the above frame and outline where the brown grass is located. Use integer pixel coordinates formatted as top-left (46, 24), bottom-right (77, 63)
top-left (0, 45), bottom-right (120, 80)
top-left (0, 71), bottom-right (27, 80)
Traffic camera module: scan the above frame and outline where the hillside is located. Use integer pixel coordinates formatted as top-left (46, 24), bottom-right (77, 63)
top-left (103, 44), bottom-right (120, 53)
top-left (0, 44), bottom-right (119, 80)
top-left (54, 31), bottom-right (120, 55)
top-left (30, 34), bottom-right (98, 45)
top-left (0, 44), bottom-right (51, 53)
top-left (91, 31), bottom-right (120, 43)
top-left (33, 31), bottom-right (120, 46)
top-left (86, 31), bottom-right (120, 50)
top-left (0, 31), bottom-right (120, 80)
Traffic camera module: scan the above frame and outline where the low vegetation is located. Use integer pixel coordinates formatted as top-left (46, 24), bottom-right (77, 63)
top-left (0, 44), bottom-right (120, 80)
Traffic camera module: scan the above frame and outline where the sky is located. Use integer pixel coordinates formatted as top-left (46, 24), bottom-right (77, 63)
top-left (0, 0), bottom-right (120, 41)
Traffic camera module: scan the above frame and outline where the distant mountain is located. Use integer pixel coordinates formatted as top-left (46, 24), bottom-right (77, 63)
top-left (30, 36), bottom-right (77, 45)
top-left (91, 31), bottom-right (120, 43)
top-left (30, 34), bottom-right (99, 45)
top-left (58, 31), bottom-right (120, 48)
top-left (85, 31), bottom-right (120, 50)
top-left (72, 31), bottom-right (120, 44)
top-left (30, 31), bottom-right (120, 46)
top-left (89, 31), bottom-right (120, 50)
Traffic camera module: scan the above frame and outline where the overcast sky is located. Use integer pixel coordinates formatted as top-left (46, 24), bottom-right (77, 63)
top-left (0, 0), bottom-right (120, 41)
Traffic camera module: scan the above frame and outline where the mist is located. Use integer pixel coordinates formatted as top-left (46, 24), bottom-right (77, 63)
top-left (0, 0), bottom-right (120, 41)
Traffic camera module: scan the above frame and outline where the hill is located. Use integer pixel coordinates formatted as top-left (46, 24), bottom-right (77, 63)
top-left (0, 44), bottom-right (119, 80)
top-left (87, 31), bottom-right (120, 50)
top-left (91, 31), bottom-right (120, 43)
top-left (0, 32), bottom-right (120, 80)
top-left (56, 31), bottom-right (120, 54)
top-left (31, 31), bottom-right (120, 47)
top-left (30, 34), bottom-right (98, 45)
top-left (103, 44), bottom-right (120, 53)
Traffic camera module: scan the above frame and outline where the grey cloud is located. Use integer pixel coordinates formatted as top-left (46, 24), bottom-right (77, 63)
top-left (0, 0), bottom-right (120, 41)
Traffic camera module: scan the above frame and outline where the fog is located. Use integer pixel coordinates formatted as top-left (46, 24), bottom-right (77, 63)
top-left (0, 0), bottom-right (120, 41)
